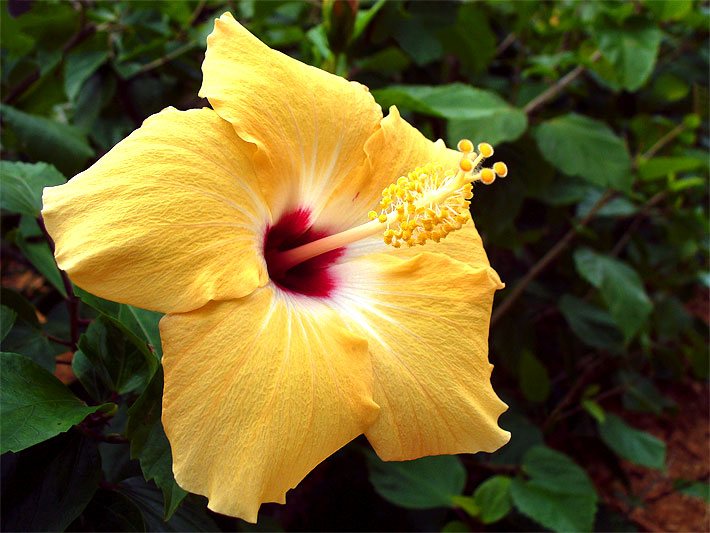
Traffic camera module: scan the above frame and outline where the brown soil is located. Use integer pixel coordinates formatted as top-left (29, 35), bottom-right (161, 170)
top-left (592, 379), bottom-right (709, 532)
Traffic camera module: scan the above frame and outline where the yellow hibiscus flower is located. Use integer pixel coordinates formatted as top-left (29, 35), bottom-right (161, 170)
top-left (41, 12), bottom-right (510, 523)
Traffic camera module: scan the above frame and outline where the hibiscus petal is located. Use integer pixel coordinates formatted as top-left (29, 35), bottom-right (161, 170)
top-left (330, 251), bottom-right (509, 460)
top-left (199, 12), bottom-right (383, 226)
top-left (342, 218), bottom-right (493, 267)
top-left (160, 287), bottom-right (379, 522)
top-left (41, 107), bottom-right (270, 314)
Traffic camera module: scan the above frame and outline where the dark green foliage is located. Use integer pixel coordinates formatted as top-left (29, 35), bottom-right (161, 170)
top-left (1, 0), bottom-right (707, 531)
top-left (511, 446), bottom-right (599, 532)
top-left (127, 369), bottom-right (187, 520)
top-left (598, 414), bottom-right (667, 470)
top-left (1, 432), bottom-right (101, 531)
top-left (0, 352), bottom-right (113, 453)
top-left (367, 452), bottom-right (466, 509)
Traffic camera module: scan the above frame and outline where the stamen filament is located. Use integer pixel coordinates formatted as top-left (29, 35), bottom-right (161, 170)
top-left (274, 218), bottom-right (384, 271)
top-left (273, 138), bottom-right (506, 273)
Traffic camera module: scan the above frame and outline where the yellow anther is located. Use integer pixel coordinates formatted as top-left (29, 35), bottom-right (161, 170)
top-left (372, 154), bottom-right (496, 249)
top-left (480, 168), bottom-right (496, 184)
top-left (478, 142), bottom-right (494, 158)
top-left (493, 161), bottom-right (508, 177)
top-left (457, 139), bottom-right (474, 153)
top-left (459, 157), bottom-right (474, 173)
top-left (277, 142), bottom-right (504, 269)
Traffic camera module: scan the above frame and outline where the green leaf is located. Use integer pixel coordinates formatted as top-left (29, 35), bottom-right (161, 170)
top-left (559, 295), bottom-right (624, 352)
top-left (119, 304), bottom-right (163, 358)
top-left (0, 290), bottom-right (58, 371)
top-left (118, 477), bottom-right (219, 532)
top-left (0, 352), bottom-right (112, 453)
top-left (618, 370), bottom-right (675, 414)
top-left (638, 156), bottom-right (705, 181)
top-left (355, 47), bottom-right (410, 75)
top-left (0, 104), bottom-right (94, 175)
top-left (367, 452), bottom-right (466, 509)
top-left (73, 317), bottom-right (153, 399)
top-left (582, 399), bottom-right (606, 423)
top-left (472, 475), bottom-right (513, 524)
top-left (595, 20), bottom-right (662, 92)
top-left (652, 72), bottom-right (690, 102)
top-left (373, 83), bottom-right (528, 145)
top-left (73, 489), bottom-right (146, 532)
top-left (441, 520), bottom-right (469, 532)
top-left (393, 17), bottom-right (443, 66)
top-left (352, 0), bottom-right (386, 43)
top-left (440, 3), bottom-right (496, 75)
top-left (574, 248), bottom-right (653, 341)
top-left (0, 305), bottom-right (17, 342)
top-left (518, 351), bottom-right (550, 403)
top-left (534, 113), bottom-right (632, 190)
top-left (676, 481), bottom-right (710, 503)
top-left (451, 495), bottom-right (480, 517)
top-left (644, 0), bottom-right (692, 21)
top-left (64, 50), bottom-right (109, 101)
top-left (76, 288), bottom-right (163, 361)
top-left (511, 446), bottom-right (598, 533)
top-left (1, 432), bottom-right (101, 531)
top-left (576, 191), bottom-right (637, 218)
top-left (127, 368), bottom-right (187, 519)
top-left (598, 414), bottom-right (666, 469)
top-left (12, 216), bottom-right (67, 297)
top-left (0, 161), bottom-right (65, 216)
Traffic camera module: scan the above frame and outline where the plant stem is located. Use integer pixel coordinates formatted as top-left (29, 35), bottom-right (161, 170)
top-left (641, 122), bottom-right (686, 160)
top-left (133, 42), bottom-right (198, 77)
top-left (46, 333), bottom-right (74, 347)
top-left (495, 32), bottom-right (516, 56)
top-left (491, 190), bottom-right (615, 326)
top-left (3, 15), bottom-right (95, 105)
top-left (523, 50), bottom-right (602, 115)
top-left (610, 191), bottom-right (668, 257)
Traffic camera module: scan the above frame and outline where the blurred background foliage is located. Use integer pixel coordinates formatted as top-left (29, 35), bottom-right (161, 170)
top-left (1, 0), bottom-right (708, 531)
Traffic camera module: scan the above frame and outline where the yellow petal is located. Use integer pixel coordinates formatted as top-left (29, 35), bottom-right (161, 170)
top-left (41, 107), bottom-right (270, 314)
top-left (199, 13), bottom-right (382, 225)
top-left (395, 219), bottom-right (493, 266)
top-left (342, 212), bottom-right (493, 268)
top-left (344, 106), bottom-right (461, 223)
top-left (331, 252), bottom-right (508, 460)
top-left (161, 287), bottom-right (379, 522)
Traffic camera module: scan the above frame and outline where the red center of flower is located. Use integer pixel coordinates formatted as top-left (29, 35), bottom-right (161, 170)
top-left (263, 209), bottom-right (344, 298)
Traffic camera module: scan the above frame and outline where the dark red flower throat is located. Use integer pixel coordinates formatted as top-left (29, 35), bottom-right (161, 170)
top-left (263, 209), bottom-right (344, 298)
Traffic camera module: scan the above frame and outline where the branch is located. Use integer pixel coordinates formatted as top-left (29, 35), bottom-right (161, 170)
top-left (132, 41), bottom-right (198, 77)
top-left (495, 32), bottom-right (516, 56)
top-left (542, 355), bottom-right (609, 432)
top-left (523, 50), bottom-right (602, 115)
top-left (3, 20), bottom-right (96, 105)
top-left (610, 191), bottom-right (668, 257)
top-left (641, 122), bottom-right (687, 160)
top-left (491, 190), bottom-right (616, 325)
